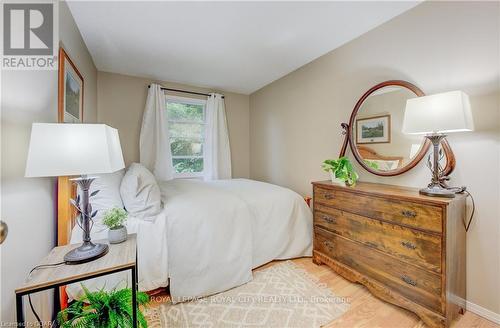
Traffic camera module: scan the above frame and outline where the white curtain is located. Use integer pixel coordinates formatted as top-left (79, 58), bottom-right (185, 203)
top-left (140, 83), bottom-right (174, 181)
top-left (204, 93), bottom-right (232, 180)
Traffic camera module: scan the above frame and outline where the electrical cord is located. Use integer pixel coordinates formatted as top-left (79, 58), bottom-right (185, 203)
top-left (447, 186), bottom-right (475, 232)
top-left (462, 189), bottom-right (475, 232)
top-left (27, 261), bottom-right (65, 326)
top-left (28, 294), bottom-right (42, 325)
top-left (29, 262), bottom-right (65, 275)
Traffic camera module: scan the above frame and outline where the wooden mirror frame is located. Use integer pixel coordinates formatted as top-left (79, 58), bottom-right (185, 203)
top-left (339, 80), bottom-right (456, 177)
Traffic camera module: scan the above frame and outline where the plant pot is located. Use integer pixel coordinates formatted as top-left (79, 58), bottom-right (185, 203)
top-left (108, 225), bottom-right (127, 244)
top-left (329, 171), bottom-right (346, 186)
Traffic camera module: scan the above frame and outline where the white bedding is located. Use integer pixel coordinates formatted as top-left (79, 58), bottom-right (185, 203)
top-left (67, 211), bottom-right (170, 299)
top-left (67, 178), bottom-right (312, 302)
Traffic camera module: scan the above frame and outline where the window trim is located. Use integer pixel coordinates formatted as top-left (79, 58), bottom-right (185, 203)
top-left (166, 95), bottom-right (207, 179)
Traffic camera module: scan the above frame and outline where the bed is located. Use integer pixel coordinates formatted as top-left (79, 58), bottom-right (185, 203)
top-left (59, 172), bottom-right (313, 303)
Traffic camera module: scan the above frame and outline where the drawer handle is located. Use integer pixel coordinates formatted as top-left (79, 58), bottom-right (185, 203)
top-left (401, 241), bottom-right (417, 250)
top-left (401, 210), bottom-right (417, 218)
top-left (323, 240), bottom-right (335, 252)
top-left (321, 215), bottom-right (336, 224)
top-left (324, 193), bottom-right (334, 200)
top-left (401, 275), bottom-right (417, 286)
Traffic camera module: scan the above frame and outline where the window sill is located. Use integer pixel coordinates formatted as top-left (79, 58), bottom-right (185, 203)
top-left (173, 173), bottom-right (204, 179)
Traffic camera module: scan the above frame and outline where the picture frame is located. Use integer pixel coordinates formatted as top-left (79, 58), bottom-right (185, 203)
top-left (356, 114), bottom-right (391, 144)
top-left (58, 47), bottom-right (84, 123)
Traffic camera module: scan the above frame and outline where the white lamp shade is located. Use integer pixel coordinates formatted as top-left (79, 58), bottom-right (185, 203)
top-left (402, 90), bottom-right (474, 134)
top-left (25, 123), bottom-right (125, 177)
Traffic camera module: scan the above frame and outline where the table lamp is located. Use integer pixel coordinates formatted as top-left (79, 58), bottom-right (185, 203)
top-left (25, 123), bottom-right (125, 264)
top-left (402, 90), bottom-right (474, 198)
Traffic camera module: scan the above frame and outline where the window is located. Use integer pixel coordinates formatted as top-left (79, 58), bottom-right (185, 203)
top-left (166, 95), bottom-right (206, 178)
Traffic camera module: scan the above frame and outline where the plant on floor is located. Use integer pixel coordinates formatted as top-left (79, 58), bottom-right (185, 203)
top-left (322, 157), bottom-right (359, 186)
top-left (102, 207), bottom-right (128, 230)
top-left (57, 285), bottom-right (150, 328)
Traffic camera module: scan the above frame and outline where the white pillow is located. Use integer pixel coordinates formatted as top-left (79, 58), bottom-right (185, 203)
top-left (369, 159), bottom-right (400, 171)
top-left (120, 163), bottom-right (162, 221)
top-left (78, 169), bottom-right (125, 229)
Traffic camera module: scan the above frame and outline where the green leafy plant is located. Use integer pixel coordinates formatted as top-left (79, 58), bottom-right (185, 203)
top-left (57, 285), bottom-right (149, 328)
top-left (322, 157), bottom-right (359, 186)
top-left (102, 208), bottom-right (128, 230)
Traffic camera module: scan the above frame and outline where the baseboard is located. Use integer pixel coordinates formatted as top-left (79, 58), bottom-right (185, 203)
top-left (466, 300), bottom-right (500, 324)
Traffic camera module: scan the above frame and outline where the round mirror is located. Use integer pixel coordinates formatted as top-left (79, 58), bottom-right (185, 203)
top-left (347, 80), bottom-right (453, 176)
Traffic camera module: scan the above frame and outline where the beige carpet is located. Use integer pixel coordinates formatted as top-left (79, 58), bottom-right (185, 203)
top-left (146, 261), bottom-right (349, 328)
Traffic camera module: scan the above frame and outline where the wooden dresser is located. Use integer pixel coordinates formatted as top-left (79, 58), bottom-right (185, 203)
top-left (312, 181), bottom-right (466, 328)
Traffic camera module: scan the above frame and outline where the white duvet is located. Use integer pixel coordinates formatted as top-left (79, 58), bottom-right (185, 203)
top-left (67, 178), bottom-right (312, 302)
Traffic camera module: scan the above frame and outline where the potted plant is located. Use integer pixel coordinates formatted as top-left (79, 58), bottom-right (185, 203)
top-left (322, 157), bottom-right (359, 187)
top-left (103, 207), bottom-right (128, 244)
top-left (57, 285), bottom-right (150, 328)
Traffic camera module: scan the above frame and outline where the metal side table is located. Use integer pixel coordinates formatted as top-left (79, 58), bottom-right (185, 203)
top-left (15, 234), bottom-right (138, 327)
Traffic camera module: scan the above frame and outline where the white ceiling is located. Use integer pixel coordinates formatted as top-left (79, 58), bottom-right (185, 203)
top-left (67, 1), bottom-right (419, 95)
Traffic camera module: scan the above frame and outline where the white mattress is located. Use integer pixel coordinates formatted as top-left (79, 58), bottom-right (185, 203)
top-left (67, 178), bottom-right (312, 302)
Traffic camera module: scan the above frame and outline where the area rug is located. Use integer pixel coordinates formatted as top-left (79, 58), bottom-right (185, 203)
top-left (146, 261), bottom-right (349, 328)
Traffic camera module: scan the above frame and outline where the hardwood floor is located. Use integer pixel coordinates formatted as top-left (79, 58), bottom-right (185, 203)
top-left (148, 258), bottom-right (499, 328)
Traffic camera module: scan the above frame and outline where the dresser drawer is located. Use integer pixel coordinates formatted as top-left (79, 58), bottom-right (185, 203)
top-left (314, 205), bottom-right (442, 273)
top-left (314, 186), bottom-right (443, 233)
top-left (315, 227), bottom-right (443, 313)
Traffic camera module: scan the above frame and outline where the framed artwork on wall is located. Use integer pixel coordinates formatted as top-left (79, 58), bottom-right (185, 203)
top-left (58, 47), bottom-right (84, 123)
top-left (356, 114), bottom-right (391, 144)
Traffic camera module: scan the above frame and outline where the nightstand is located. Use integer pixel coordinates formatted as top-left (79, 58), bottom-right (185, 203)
top-left (15, 234), bottom-right (138, 327)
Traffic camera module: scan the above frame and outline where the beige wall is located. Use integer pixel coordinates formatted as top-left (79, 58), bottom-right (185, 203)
top-left (0, 1), bottom-right (97, 322)
top-left (97, 71), bottom-right (250, 178)
top-left (250, 1), bottom-right (500, 314)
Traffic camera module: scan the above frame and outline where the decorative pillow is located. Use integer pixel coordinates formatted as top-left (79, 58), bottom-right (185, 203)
top-left (368, 159), bottom-right (400, 171)
top-left (78, 169), bottom-right (125, 230)
top-left (120, 163), bottom-right (162, 221)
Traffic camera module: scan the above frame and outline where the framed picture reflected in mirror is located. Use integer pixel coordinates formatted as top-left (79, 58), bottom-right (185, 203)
top-left (356, 114), bottom-right (391, 144)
